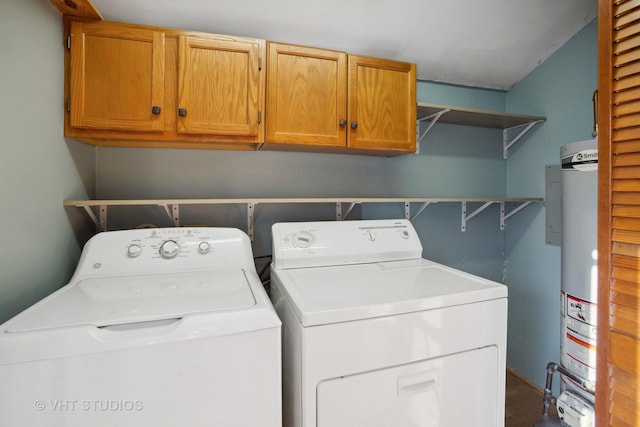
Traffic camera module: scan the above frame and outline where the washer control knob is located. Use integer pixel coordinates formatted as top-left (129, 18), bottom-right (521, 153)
top-left (159, 240), bottom-right (180, 259)
top-left (198, 241), bottom-right (211, 254)
top-left (127, 243), bottom-right (142, 258)
top-left (367, 231), bottom-right (376, 241)
top-left (401, 230), bottom-right (410, 239)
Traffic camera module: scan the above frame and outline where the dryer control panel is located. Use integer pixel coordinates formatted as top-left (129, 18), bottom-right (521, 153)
top-left (272, 219), bottom-right (422, 269)
top-left (70, 227), bottom-right (256, 281)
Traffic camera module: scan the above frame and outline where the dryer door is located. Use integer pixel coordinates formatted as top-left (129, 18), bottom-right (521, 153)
top-left (317, 346), bottom-right (499, 426)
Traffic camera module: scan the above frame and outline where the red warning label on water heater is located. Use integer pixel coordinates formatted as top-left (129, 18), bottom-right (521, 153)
top-left (566, 294), bottom-right (597, 326)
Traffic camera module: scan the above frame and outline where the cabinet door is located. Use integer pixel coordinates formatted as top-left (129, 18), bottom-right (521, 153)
top-left (266, 43), bottom-right (347, 147)
top-left (347, 55), bottom-right (416, 152)
top-left (69, 21), bottom-right (165, 132)
top-left (177, 36), bottom-right (263, 136)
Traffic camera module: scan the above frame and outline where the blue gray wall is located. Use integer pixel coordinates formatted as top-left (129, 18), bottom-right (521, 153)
top-left (0, 0), bottom-right (94, 323)
top-left (95, 89), bottom-right (508, 281)
top-left (505, 20), bottom-right (598, 387)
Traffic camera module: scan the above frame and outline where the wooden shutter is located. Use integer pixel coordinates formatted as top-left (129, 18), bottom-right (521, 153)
top-left (597, 0), bottom-right (640, 425)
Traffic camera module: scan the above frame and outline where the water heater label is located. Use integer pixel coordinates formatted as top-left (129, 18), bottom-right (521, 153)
top-left (567, 294), bottom-right (597, 327)
top-left (562, 331), bottom-right (597, 383)
top-left (562, 149), bottom-right (598, 171)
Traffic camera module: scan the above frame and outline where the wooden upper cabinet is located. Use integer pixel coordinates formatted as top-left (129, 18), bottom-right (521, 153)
top-left (347, 55), bottom-right (416, 152)
top-left (64, 19), bottom-right (414, 154)
top-left (65, 19), bottom-right (265, 149)
top-left (266, 43), bottom-right (347, 147)
top-left (69, 21), bottom-right (165, 132)
top-left (265, 42), bottom-right (416, 155)
top-left (177, 35), bottom-right (263, 136)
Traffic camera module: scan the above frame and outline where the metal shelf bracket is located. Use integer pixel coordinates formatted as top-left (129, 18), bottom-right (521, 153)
top-left (160, 204), bottom-right (180, 227)
top-left (81, 205), bottom-right (107, 232)
top-left (503, 120), bottom-right (544, 159)
top-left (461, 201), bottom-right (494, 232)
top-left (416, 108), bottom-right (450, 147)
top-left (99, 206), bottom-right (107, 231)
top-left (407, 201), bottom-right (434, 221)
top-left (336, 202), bottom-right (358, 221)
top-left (247, 202), bottom-right (255, 240)
top-left (500, 201), bottom-right (534, 230)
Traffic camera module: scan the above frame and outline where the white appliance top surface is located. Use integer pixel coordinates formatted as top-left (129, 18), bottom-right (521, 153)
top-left (273, 259), bottom-right (507, 326)
top-left (6, 269), bottom-right (256, 333)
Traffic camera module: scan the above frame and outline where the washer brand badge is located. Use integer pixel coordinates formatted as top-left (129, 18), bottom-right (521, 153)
top-left (562, 149), bottom-right (598, 171)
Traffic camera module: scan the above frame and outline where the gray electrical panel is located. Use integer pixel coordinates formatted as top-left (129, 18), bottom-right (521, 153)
top-left (545, 164), bottom-right (562, 246)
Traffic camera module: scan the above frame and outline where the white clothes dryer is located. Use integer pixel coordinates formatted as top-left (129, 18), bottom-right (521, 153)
top-left (270, 219), bottom-right (508, 427)
top-left (0, 227), bottom-right (281, 427)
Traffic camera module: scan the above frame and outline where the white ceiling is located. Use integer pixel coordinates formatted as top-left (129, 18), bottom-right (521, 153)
top-left (91, 0), bottom-right (598, 90)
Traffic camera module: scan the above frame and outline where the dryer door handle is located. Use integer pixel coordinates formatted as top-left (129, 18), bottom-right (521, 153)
top-left (397, 369), bottom-right (439, 396)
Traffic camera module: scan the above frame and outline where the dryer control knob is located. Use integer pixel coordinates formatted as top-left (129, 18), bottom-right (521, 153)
top-left (198, 241), bottom-right (211, 254)
top-left (160, 240), bottom-right (180, 259)
top-left (127, 244), bottom-right (142, 258)
top-left (294, 231), bottom-right (314, 248)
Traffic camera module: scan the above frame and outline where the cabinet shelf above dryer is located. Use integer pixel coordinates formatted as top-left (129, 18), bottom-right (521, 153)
top-left (416, 103), bottom-right (546, 158)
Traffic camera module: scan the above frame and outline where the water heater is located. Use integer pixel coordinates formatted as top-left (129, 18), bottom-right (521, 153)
top-left (560, 139), bottom-right (598, 403)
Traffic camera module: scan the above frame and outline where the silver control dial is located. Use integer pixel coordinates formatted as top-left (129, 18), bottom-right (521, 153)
top-left (198, 241), bottom-right (211, 254)
top-left (159, 240), bottom-right (180, 259)
top-left (127, 244), bottom-right (142, 258)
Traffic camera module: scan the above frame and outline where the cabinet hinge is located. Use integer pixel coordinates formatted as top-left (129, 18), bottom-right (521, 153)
top-left (67, 36), bottom-right (71, 50)
top-left (258, 111), bottom-right (262, 124)
top-left (66, 99), bottom-right (70, 112)
top-left (258, 57), bottom-right (262, 71)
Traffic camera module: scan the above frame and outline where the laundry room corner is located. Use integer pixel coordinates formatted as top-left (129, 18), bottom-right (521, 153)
top-left (505, 19), bottom-right (598, 389)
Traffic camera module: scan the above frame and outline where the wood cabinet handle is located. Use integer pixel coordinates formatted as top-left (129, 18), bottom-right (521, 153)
top-left (178, 108), bottom-right (187, 117)
top-left (351, 122), bottom-right (358, 129)
top-left (151, 106), bottom-right (161, 115)
top-left (340, 119), bottom-right (347, 127)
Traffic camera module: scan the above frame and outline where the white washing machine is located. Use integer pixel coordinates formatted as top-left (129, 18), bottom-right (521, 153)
top-left (0, 227), bottom-right (281, 427)
top-left (270, 219), bottom-right (508, 427)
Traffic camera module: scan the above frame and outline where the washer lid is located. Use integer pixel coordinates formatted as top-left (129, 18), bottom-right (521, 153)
top-left (6, 269), bottom-right (256, 333)
top-left (273, 259), bottom-right (507, 327)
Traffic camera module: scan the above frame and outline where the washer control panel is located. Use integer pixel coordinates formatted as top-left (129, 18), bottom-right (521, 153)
top-left (71, 227), bottom-right (255, 281)
top-left (272, 219), bottom-right (423, 269)
top-left (123, 228), bottom-right (216, 260)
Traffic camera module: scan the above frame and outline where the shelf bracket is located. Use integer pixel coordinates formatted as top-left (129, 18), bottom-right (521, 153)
top-left (409, 201), bottom-right (433, 221)
top-left (160, 204), bottom-right (180, 227)
top-left (99, 205), bottom-right (107, 231)
top-left (503, 120), bottom-right (544, 159)
top-left (461, 201), bottom-right (494, 232)
top-left (81, 205), bottom-right (107, 232)
top-left (345, 202), bottom-right (358, 220)
top-left (416, 109), bottom-right (450, 147)
top-left (247, 202), bottom-right (255, 240)
top-left (500, 201), bottom-right (534, 230)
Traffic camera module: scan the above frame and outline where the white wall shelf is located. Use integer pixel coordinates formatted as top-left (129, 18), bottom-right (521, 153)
top-left (416, 103), bottom-right (546, 158)
top-left (64, 197), bottom-right (543, 239)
